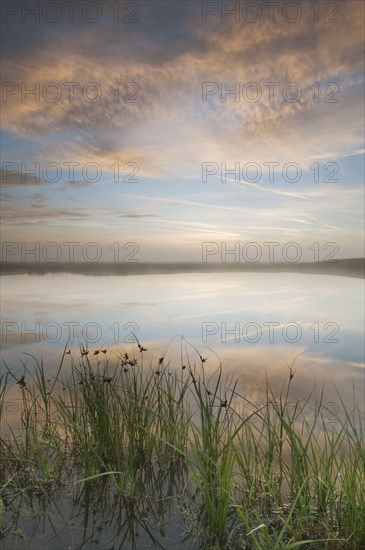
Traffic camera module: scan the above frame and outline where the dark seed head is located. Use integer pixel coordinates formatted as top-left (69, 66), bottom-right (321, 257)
top-left (16, 376), bottom-right (26, 388)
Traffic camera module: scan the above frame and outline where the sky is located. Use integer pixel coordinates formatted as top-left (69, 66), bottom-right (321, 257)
top-left (1, 0), bottom-right (364, 262)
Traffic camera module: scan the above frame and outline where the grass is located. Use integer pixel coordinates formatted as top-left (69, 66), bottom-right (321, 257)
top-left (1, 341), bottom-right (364, 549)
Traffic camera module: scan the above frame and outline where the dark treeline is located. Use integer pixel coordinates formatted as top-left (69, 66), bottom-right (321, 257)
top-left (1, 258), bottom-right (364, 278)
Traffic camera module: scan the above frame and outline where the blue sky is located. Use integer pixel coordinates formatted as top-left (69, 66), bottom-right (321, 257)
top-left (1, 0), bottom-right (364, 262)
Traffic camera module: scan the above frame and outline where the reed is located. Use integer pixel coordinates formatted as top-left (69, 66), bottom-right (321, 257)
top-left (1, 344), bottom-right (364, 548)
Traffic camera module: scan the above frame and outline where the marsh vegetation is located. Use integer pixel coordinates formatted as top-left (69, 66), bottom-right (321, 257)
top-left (1, 342), bottom-right (364, 549)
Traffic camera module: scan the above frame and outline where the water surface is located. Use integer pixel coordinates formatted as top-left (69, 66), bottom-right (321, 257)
top-left (1, 272), bottom-right (364, 411)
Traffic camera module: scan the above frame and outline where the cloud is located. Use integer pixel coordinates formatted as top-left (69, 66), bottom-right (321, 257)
top-left (0, 191), bottom-right (15, 202)
top-left (30, 192), bottom-right (45, 200)
top-left (1, 1), bottom-right (363, 258)
top-left (58, 180), bottom-right (92, 189)
top-left (1, 206), bottom-right (89, 225)
top-left (1, 1), bottom-right (363, 177)
top-left (0, 170), bottom-right (47, 188)
top-left (116, 212), bottom-right (161, 219)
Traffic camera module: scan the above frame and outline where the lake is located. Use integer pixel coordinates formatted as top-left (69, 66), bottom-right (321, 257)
top-left (1, 269), bottom-right (364, 549)
top-left (1, 271), bottom-right (364, 413)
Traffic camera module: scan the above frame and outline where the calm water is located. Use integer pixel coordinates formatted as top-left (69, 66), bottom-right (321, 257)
top-left (1, 272), bottom-right (364, 410)
top-left (1, 271), bottom-right (364, 549)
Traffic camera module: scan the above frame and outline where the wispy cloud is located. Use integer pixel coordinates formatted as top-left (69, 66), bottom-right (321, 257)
top-left (1, 0), bottom-right (364, 259)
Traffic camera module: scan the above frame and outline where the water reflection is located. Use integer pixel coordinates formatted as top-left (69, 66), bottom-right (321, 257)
top-left (1, 272), bottom-right (364, 417)
top-left (2, 464), bottom-right (191, 549)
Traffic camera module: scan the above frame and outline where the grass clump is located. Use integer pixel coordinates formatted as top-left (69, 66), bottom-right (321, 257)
top-left (1, 341), bottom-right (364, 549)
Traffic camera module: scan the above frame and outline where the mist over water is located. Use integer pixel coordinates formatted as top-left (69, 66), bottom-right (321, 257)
top-left (2, 271), bottom-right (364, 414)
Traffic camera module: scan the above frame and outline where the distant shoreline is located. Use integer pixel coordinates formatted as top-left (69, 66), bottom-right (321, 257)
top-left (1, 258), bottom-right (364, 278)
